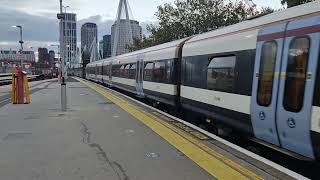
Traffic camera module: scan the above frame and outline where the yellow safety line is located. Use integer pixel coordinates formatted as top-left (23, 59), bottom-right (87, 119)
top-left (24, 76), bottom-right (30, 104)
top-left (76, 78), bottom-right (263, 180)
top-left (144, 112), bottom-right (263, 179)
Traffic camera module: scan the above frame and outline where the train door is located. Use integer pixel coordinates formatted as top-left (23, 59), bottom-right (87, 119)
top-left (95, 65), bottom-right (98, 81)
top-left (109, 62), bottom-right (113, 86)
top-left (102, 62), bottom-right (106, 83)
top-left (136, 59), bottom-right (144, 97)
top-left (251, 23), bottom-right (287, 146)
top-left (252, 16), bottom-right (320, 158)
top-left (276, 16), bottom-right (320, 159)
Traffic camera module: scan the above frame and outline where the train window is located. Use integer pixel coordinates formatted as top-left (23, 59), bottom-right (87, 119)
top-left (119, 65), bottom-right (125, 77)
top-left (144, 62), bottom-right (153, 81)
top-left (124, 64), bottom-right (130, 78)
top-left (207, 56), bottom-right (236, 93)
top-left (98, 65), bottom-right (102, 75)
top-left (166, 60), bottom-right (172, 83)
top-left (257, 41), bottom-right (277, 106)
top-left (313, 52), bottom-right (320, 107)
top-left (283, 37), bottom-right (310, 112)
top-left (112, 65), bottom-right (120, 77)
top-left (182, 57), bottom-right (208, 88)
top-left (129, 64), bottom-right (136, 79)
top-left (105, 65), bottom-right (109, 76)
top-left (154, 61), bottom-right (166, 83)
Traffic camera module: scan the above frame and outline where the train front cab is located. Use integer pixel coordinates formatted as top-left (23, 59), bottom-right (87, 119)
top-left (86, 64), bottom-right (94, 80)
top-left (251, 15), bottom-right (320, 160)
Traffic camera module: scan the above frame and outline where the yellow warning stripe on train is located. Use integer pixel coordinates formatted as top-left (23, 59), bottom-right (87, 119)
top-left (76, 77), bottom-right (263, 180)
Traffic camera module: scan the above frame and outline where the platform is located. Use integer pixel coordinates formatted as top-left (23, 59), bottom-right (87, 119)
top-left (0, 78), bottom-right (307, 180)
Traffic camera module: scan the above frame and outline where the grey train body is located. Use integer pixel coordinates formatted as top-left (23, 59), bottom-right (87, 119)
top-left (86, 2), bottom-right (320, 160)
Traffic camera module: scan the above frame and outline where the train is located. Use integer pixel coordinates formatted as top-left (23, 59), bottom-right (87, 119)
top-left (85, 2), bottom-right (320, 160)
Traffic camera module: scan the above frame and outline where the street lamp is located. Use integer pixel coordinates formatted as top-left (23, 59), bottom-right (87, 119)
top-left (63, 5), bottom-right (70, 13)
top-left (12, 25), bottom-right (24, 68)
top-left (57, 0), bottom-right (67, 112)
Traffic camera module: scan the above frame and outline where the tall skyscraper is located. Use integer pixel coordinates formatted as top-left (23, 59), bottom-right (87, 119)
top-left (49, 50), bottom-right (55, 64)
top-left (99, 40), bottom-right (103, 59)
top-left (111, 21), bottom-right (142, 56)
top-left (62, 13), bottom-right (77, 68)
top-left (112, 0), bottom-right (142, 56)
top-left (81, 23), bottom-right (98, 66)
top-left (38, 48), bottom-right (48, 62)
top-left (99, 35), bottom-right (112, 59)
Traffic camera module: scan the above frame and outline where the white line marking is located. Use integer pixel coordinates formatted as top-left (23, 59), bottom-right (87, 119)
top-left (0, 98), bottom-right (10, 104)
top-left (0, 79), bottom-right (57, 105)
top-left (85, 78), bottom-right (309, 180)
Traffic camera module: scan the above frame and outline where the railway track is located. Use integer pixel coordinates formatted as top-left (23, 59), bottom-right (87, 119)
top-left (0, 74), bottom-right (44, 86)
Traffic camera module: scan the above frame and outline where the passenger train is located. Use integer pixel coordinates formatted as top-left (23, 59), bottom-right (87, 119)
top-left (86, 2), bottom-right (320, 160)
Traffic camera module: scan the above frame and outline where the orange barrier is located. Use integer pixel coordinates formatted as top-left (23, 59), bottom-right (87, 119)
top-left (11, 67), bottom-right (30, 104)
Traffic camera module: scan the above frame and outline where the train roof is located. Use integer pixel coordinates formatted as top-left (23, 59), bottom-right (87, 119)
top-left (114, 37), bottom-right (190, 64)
top-left (87, 38), bottom-right (189, 66)
top-left (89, 57), bottom-right (113, 66)
top-left (183, 1), bottom-right (320, 57)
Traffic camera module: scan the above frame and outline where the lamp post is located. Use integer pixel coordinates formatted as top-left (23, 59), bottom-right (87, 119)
top-left (63, 5), bottom-right (69, 13)
top-left (57, 0), bottom-right (67, 112)
top-left (12, 25), bottom-right (24, 69)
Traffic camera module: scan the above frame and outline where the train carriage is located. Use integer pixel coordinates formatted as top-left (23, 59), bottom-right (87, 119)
top-left (110, 53), bottom-right (139, 94)
top-left (107, 38), bottom-right (190, 107)
top-left (181, 2), bottom-right (320, 159)
top-left (86, 1), bottom-right (320, 160)
top-left (86, 63), bottom-right (95, 81)
top-left (139, 38), bottom-right (190, 107)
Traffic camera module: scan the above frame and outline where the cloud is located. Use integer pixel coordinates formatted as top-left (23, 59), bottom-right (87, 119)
top-left (0, 7), bottom-right (59, 42)
top-left (78, 15), bottom-right (154, 41)
top-left (0, 7), bottom-right (155, 50)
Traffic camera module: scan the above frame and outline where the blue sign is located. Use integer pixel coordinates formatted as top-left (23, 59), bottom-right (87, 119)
top-left (287, 118), bottom-right (296, 128)
top-left (259, 111), bottom-right (266, 121)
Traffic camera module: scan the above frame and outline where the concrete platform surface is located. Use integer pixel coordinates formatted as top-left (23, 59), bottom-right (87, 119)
top-left (0, 78), bottom-right (305, 180)
top-left (0, 79), bottom-right (57, 104)
top-left (0, 80), bottom-right (214, 180)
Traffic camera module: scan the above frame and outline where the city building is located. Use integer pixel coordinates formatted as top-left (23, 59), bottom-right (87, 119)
top-left (99, 40), bottom-right (103, 59)
top-left (81, 22), bottom-right (98, 66)
top-left (62, 13), bottom-right (77, 67)
top-left (48, 50), bottom-right (55, 64)
top-left (99, 35), bottom-right (111, 59)
top-left (0, 49), bottom-right (35, 73)
top-left (0, 50), bottom-right (35, 62)
top-left (111, 19), bottom-right (142, 56)
top-left (38, 48), bottom-right (48, 62)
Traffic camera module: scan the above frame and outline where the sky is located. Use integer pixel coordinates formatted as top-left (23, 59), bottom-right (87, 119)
top-left (0, 0), bottom-right (282, 53)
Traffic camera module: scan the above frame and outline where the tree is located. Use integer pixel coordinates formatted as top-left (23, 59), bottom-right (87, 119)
top-left (128, 0), bottom-right (273, 51)
top-left (281, 0), bottom-right (315, 7)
